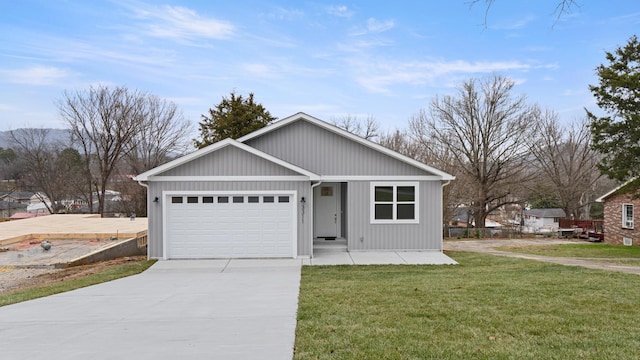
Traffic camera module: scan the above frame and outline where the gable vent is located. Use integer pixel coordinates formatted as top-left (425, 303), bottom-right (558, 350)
top-left (623, 237), bottom-right (633, 246)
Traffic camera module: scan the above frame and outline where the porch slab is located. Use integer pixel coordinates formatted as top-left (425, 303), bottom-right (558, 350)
top-left (303, 251), bottom-right (457, 265)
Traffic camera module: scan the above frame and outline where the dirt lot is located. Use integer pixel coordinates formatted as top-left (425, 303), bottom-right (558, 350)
top-left (0, 256), bottom-right (147, 294)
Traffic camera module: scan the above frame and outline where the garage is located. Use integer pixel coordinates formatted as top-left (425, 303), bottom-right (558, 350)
top-left (164, 192), bottom-right (296, 259)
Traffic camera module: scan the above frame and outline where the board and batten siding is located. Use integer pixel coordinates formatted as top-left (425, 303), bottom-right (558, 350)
top-left (157, 145), bottom-right (301, 177)
top-left (346, 181), bottom-right (443, 251)
top-left (245, 120), bottom-right (433, 176)
top-left (146, 180), bottom-right (311, 258)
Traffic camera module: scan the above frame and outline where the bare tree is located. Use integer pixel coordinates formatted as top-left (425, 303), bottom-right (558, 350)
top-left (0, 147), bottom-right (18, 181)
top-left (126, 94), bottom-right (192, 175)
top-left (332, 114), bottom-right (380, 141)
top-left (378, 129), bottom-right (421, 159)
top-left (58, 85), bottom-right (193, 217)
top-left (122, 95), bottom-right (192, 216)
top-left (8, 128), bottom-right (66, 213)
top-left (58, 86), bottom-right (145, 217)
top-left (528, 112), bottom-right (602, 219)
top-left (470, 0), bottom-right (580, 26)
top-left (413, 75), bottom-right (537, 228)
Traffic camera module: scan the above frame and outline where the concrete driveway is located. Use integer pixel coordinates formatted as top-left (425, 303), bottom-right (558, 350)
top-left (0, 259), bottom-right (301, 360)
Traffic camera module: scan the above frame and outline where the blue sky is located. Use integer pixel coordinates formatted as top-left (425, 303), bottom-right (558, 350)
top-left (0, 1), bottom-right (638, 134)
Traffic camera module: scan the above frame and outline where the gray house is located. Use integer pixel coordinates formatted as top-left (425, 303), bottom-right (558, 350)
top-left (135, 113), bottom-right (454, 259)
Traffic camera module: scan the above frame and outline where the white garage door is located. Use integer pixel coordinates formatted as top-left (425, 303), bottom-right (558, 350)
top-left (165, 193), bottom-right (296, 259)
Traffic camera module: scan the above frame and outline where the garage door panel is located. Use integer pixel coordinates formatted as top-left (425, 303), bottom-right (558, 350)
top-left (166, 193), bottom-right (295, 259)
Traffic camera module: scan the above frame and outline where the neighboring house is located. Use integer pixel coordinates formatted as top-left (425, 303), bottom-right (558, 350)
top-left (449, 206), bottom-right (503, 228)
top-left (135, 112), bottom-right (455, 260)
top-left (0, 191), bottom-right (34, 205)
top-left (517, 208), bottom-right (566, 233)
top-left (596, 178), bottom-right (640, 246)
top-left (0, 200), bottom-right (28, 218)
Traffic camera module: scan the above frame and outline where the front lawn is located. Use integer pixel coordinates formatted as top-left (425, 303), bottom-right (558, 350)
top-left (496, 243), bottom-right (640, 258)
top-left (294, 252), bottom-right (640, 359)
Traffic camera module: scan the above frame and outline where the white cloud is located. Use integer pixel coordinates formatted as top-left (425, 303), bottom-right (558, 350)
top-left (350, 17), bottom-right (395, 36)
top-left (489, 15), bottom-right (536, 30)
top-left (268, 7), bottom-right (304, 21)
top-left (1, 66), bottom-right (70, 85)
top-left (131, 4), bottom-right (235, 41)
top-left (327, 5), bottom-right (353, 18)
top-left (243, 63), bottom-right (278, 78)
top-left (366, 18), bottom-right (395, 33)
top-left (350, 59), bottom-right (533, 94)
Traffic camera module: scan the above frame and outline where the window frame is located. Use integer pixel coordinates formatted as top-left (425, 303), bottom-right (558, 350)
top-left (370, 182), bottom-right (419, 224)
top-left (622, 203), bottom-right (634, 229)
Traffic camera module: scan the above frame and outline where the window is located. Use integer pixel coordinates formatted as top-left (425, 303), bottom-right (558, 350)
top-left (233, 196), bottom-right (244, 203)
top-left (187, 196), bottom-right (198, 204)
top-left (218, 196), bottom-right (229, 203)
top-left (370, 182), bottom-right (418, 223)
top-left (623, 204), bottom-right (634, 229)
top-left (171, 197), bottom-right (183, 204)
top-left (248, 196), bottom-right (259, 203)
top-left (263, 196), bottom-right (274, 203)
top-left (202, 196), bottom-right (214, 203)
top-left (278, 196), bottom-right (290, 203)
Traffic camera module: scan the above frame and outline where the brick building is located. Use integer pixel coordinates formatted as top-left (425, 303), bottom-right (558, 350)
top-left (596, 179), bottom-right (639, 246)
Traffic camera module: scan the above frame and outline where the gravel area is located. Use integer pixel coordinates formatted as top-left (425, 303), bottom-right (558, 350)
top-left (0, 267), bottom-right (61, 293)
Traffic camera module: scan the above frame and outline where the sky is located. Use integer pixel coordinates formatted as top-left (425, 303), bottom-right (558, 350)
top-left (0, 0), bottom-right (639, 135)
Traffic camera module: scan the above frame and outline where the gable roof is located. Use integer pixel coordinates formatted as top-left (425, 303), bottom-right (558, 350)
top-left (596, 177), bottom-right (640, 202)
top-left (525, 208), bottom-right (566, 218)
top-left (237, 112), bottom-right (455, 181)
top-left (134, 138), bottom-right (320, 181)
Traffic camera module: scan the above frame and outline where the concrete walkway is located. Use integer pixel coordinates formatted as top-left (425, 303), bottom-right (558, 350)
top-left (304, 250), bottom-right (457, 265)
top-left (0, 259), bottom-right (301, 360)
top-left (444, 239), bottom-right (640, 275)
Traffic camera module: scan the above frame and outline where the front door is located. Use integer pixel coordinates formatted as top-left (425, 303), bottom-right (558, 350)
top-left (314, 184), bottom-right (338, 238)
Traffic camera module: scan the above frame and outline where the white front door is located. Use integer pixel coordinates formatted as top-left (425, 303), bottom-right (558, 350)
top-left (314, 184), bottom-right (338, 238)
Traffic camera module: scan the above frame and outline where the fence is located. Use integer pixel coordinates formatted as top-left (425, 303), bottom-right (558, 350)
top-left (558, 219), bottom-right (603, 232)
top-left (445, 226), bottom-right (550, 239)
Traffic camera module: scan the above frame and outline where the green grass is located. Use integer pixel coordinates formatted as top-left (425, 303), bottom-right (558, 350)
top-left (294, 252), bottom-right (640, 359)
top-left (496, 243), bottom-right (640, 258)
top-left (0, 259), bottom-right (156, 307)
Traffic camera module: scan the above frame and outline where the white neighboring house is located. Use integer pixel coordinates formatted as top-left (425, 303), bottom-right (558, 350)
top-left (28, 192), bottom-right (52, 213)
top-left (27, 190), bottom-right (122, 213)
top-left (519, 208), bottom-right (566, 233)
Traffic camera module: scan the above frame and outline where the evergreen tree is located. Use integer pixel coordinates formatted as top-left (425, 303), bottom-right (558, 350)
top-left (194, 92), bottom-right (276, 148)
top-left (588, 35), bottom-right (640, 181)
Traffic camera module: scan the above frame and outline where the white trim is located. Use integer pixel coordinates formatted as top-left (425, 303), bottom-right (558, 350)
top-left (313, 182), bottom-right (341, 238)
top-left (622, 203), bottom-right (634, 229)
top-left (135, 138), bottom-right (320, 181)
top-left (596, 177), bottom-right (638, 202)
top-left (320, 175), bottom-right (443, 181)
top-left (237, 112), bottom-right (455, 181)
top-left (369, 181), bottom-right (420, 224)
top-left (161, 190), bottom-right (297, 260)
top-left (147, 176), bottom-right (311, 182)
top-left (147, 175), bottom-right (442, 182)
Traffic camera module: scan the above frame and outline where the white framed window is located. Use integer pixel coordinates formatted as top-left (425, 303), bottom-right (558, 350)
top-left (370, 182), bottom-right (419, 224)
top-left (622, 204), bottom-right (634, 229)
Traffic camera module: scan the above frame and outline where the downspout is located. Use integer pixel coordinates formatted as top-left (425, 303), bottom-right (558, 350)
top-left (137, 180), bottom-right (151, 260)
top-left (441, 180), bottom-right (451, 251)
top-left (310, 180), bottom-right (323, 258)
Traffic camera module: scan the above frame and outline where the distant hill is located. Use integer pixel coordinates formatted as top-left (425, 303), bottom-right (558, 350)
top-left (0, 129), bottom-right (71, 149)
